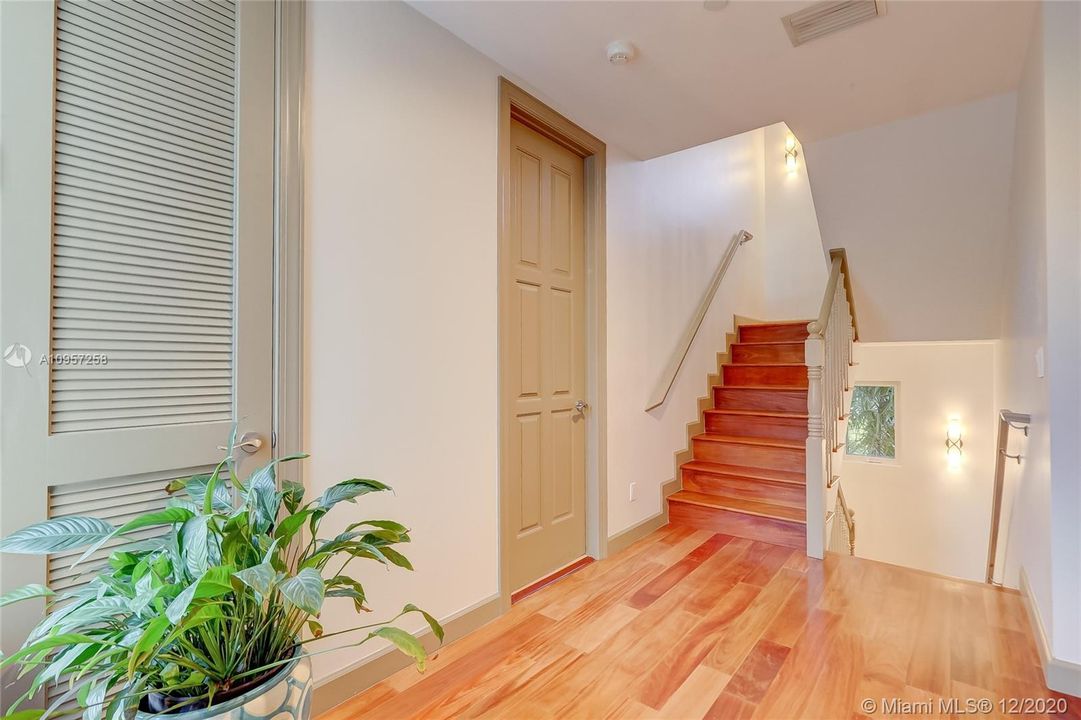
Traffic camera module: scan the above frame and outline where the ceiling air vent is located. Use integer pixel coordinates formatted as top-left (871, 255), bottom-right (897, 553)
top-left (782, 0), bottom-right (887, 47)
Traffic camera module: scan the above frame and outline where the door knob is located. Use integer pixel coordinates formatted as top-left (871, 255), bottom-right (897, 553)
top-left (218, 431), bottom-right (264, 454)
top-left (575, 400), bottom-right (589, 413)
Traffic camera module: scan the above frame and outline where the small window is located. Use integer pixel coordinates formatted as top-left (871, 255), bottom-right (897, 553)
top-left (846, 384), bottom-right (897, 461)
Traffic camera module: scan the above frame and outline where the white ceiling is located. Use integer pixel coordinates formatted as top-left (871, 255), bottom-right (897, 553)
top-left (411, 0), bottom-right (1037, 159)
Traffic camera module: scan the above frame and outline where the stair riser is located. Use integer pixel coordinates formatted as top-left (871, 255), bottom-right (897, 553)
top-left (681, 468), bottom-right (806, 508)
top-left (692, 439), bottom-right (805, 472)
top-left (669, 501), bottom-right (805, 549)
top-left (713, 387), bottom-right (807, 413)
top-left (722, 365), bottom-right (807, 388)
top-left (732, 343), bottom-right (805, 364)
top-left (739, 324), bottom-right (810, 343)
top-left (705, 413), bottom-right (808, 441)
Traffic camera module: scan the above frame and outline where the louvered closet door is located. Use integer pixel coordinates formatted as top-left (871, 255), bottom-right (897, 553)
top-left (0, 0), bottom-right (275, 665)
top-left (44, 0), bottom-right (274, 483)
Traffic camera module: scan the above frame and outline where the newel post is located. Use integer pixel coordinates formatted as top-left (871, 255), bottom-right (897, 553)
top-left (804, 327), bottom-right (826, 559)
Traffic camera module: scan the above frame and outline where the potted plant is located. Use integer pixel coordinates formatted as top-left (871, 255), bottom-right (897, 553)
top-left (0, 443), bottom-right (442, 720)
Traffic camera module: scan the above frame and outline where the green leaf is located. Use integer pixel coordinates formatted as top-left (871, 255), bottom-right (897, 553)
top-left (378, 547), bottom-right (414, 571)
top-left (1, 633), bottom-right (110, 669)
top-left (233, 563), bottom-right (280, 597)
top-left (307, 619), bottom-right (323, 638)
top-left (273, 509), bottom-right (314, 545)
top-left (184, 473), bottom-right (233, 513)
top-left (0, 584), bottom-right (54, 608)
top-left (85, 676), bottom-right (111, 720)
top-left (282, 480), bottom-right (306, 514)
top-left (346, 520), bottom-right (409, 535)
top-left (325, 576), bottom-right (367, 612)
top-left (4, 711), bottom-right (45, 720)
top-left (373, 626), bottom-right (428, 671)
top-left (117, 507), bottom-right (195, 537)
top-left (403, 603), bottom-right (444, 643)
top-left (278, 567), bottom-right (324, 615)
top-left (195, 565), bottom-right (235, 599)
top-left (127, 616), bottom-right (170, 676)
top-left (245, 462), bottom-right (280, 535)
top-left (165, 578), bottom-right (200, 624)
top-left (180, 516), bottom-right (210, 577)
top-left (203, 462), bottom-right (228, 515)
top-left (0, 517), bottom-right (114, 554)
top-left (71, 506), bottom-right (196, 569)
top-left (316, 478), bottom-right (392, 510)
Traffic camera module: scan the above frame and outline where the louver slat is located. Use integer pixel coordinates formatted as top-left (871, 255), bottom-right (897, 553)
top-left (50, 0), bottom-right (237, 434)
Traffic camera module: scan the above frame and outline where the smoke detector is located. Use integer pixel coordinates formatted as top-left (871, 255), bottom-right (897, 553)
top-left (606, 40), bottom-right (636, 65)
top-left (782, 0), bottom-right (887, 47)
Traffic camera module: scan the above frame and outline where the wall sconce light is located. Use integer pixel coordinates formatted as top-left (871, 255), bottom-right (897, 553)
top-left (946, 418), bottom-right (963, 468)
top-left (784, 135), bottom-right (799, 173)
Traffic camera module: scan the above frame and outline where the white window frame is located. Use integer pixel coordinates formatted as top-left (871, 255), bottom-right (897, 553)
top-left (844, 380), bottom-right (901, 466)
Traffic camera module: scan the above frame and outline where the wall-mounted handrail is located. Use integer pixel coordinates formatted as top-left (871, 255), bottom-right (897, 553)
top-left (986, 409), bottom-right (1031, 584)
top-left (644, 229), bottom-right (753, 412)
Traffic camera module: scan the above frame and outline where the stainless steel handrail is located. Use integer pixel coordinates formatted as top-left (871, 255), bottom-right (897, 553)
top-left (986, 409), bottom-right (1032, 583)
top-left (644, 229), bottom-right (753, 412)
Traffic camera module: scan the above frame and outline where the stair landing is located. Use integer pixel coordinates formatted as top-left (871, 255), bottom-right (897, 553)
top-left (668, 320), bottom-right (810, 550)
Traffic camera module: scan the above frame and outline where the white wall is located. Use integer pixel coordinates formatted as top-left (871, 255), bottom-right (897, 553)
top-left (804, 93), bottom-right (1017, 342)
top-left (998, 5), bottom-right (1052, 644)
top-left (305, 0), bottom-right (507, 684)
top-left (761, 124), bottom-right (828, 321)
top-left (999, 1), bottom-right (1081, 672)
top-left (840, 342), bottom-right (998, 583)
top-left (605, 132), bottom-right (767, 536)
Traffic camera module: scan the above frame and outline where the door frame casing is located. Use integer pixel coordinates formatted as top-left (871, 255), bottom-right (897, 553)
top-left (497, 78), bottom-right (608, 609)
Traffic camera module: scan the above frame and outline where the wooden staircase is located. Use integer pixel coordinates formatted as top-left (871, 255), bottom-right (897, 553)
top-left (667, 320), bottom-right (810, 550)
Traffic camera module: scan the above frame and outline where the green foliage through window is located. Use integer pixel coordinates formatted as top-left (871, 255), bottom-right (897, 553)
top-left (846, 385), bottom-right (896, 459)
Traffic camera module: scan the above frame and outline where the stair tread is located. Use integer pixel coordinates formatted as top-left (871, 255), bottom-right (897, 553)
top-left (669, 490), bottom-right (807, 523)
top-left (693, 433), bottom-right (804, 450)
top-left (706, 408), bottom-right (809, 419)
top-left (724, 362), bottom-right (807, 368)
top-left (713, 385), bottom-right (808, 392)
top-left (732, 340), bottom-right (806, 346)
top-left (738, 320), bottom-right (813, 328)
top-left (682, 460), bottom-right (806, 483)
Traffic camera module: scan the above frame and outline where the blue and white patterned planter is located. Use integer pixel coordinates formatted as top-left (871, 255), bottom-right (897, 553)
top-left (136, 653), bottom-right (312, 720)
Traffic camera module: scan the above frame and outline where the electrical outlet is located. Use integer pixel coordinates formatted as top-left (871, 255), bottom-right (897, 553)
top-left (629, 482), bottom-right (638, 502)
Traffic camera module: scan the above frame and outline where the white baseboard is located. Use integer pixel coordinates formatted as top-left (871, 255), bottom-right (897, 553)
top-left (1018, 567), bottom-right (1081, 696)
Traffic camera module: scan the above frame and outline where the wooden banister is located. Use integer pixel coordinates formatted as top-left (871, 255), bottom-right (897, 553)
top-left (805, 247), bottom-right (858, 558)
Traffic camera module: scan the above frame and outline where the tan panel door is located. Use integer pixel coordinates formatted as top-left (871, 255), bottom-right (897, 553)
top-left (504, 119), bottom-right (587, 591)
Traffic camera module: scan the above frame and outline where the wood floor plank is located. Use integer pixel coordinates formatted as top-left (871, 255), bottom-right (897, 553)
top-left (637, 582), bottom-right (762, 709)
top-left (704, 691), bottom-right (757, 720)
top-left (654, 665), bottom-right (732, 720)
top-left (704, 568), bottom-right (802, 673)
top-left (563, 601), bottom-right (640, 653)
top-left (324, 526), bottom-right (1078, 720)
top-left (725, 638), bottom-right (791, 704)
top-left (678, 537), bottom-right (755, 616)
top-left (742, 543), bottom-right (795, 587)
top-left (949, 582), bottom-right (996, 692)
top-left (627, 533), bottom-right (731, 609)
top-left (761, 561), bottom-right (827, 647)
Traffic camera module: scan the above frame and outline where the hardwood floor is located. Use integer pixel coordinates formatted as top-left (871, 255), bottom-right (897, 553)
top-left (321, 526), bottom-right (1080, 720)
